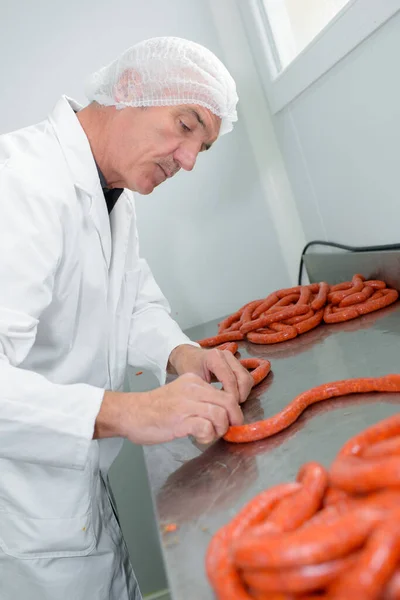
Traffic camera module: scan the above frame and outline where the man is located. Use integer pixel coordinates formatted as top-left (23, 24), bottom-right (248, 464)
top-left (0, 37), bottom-right (252, 599)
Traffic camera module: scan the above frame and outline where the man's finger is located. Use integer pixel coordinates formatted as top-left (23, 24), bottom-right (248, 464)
top-left (205, 349), bottom-right (239, 401)
top-left (187, 416), bottom-right (218, 444)
top-left (223, 351), bottom-right (254, 403)
top-left (195, 386), bottom-right (244, 427)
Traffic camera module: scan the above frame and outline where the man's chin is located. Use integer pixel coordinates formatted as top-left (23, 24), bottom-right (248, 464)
top-left (133, 178), bottom-right (156, 195)
top-left (133, 170), bottom-right (168, 194)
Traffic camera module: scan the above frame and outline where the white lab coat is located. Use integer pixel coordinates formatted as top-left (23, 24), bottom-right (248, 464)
top-left (0, 96), bottom-right (197, 600)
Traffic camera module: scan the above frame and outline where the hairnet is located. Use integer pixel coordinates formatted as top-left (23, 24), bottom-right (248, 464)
top-left (85, 37), bottom-right (238, 136)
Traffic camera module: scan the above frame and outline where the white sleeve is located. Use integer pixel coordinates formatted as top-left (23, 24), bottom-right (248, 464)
top-left (0, 160), bottom-right (104, 471)
top-left (127, 258), bottom-right (199, 384)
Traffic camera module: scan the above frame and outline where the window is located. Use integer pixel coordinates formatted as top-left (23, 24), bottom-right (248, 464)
top-left (238, 0), bottom-right (400, 113)
top-left (263, 0), bottom-right (351, 72)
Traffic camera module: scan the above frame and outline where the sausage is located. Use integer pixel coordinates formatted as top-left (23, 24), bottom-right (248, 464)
top-left (233, 492), bottom-right (399, 570)
top-left (363, 435), bottom-right (400, 458)
top-left (283, 309), bottom-right (313, 325)
top-left (224, 375), bottom-right (400, 443)
top-left (364, 280), bottom-right (387, 290)
top-left (240, 299), bottom-right (268, 326)
top-left (242, 555), bottom-right (357, 595)
top-left (205, 483), bottom-right (301, 600)
top-left (207, 400), bottom-right (400, 599)
top-left (240, 305), bottom-right (310, 335)
top-left (251, 463), bottom-right (328, 536)
top-left (384, 569), bottom-right (400, 600)
top-left (252, 294), bottom-right (280, 319)
top-left (294, 309), bottom-right (324, 335)
top-left (329, 454), bottom-right (400, 494)
top-left (206, 276), bottom-right (397, 352)
top-left (324, 289), bottom-right (398, 323)
top-left (216, 342), bottom-right (239, 354)
top-left (239, 358), bottom-right (271, 386)
top-left (339, 285), bottom-right (374, 307)
top-left (328, 274), bottom-right (365, 305)
top-left (247, 323), bottom-right (298, 345)
top-left (197, 331), bottom-right (244, 348)
top-left (327, 515), bottom-right (400, 600)
top-left (218, 310), bottom-right (243, 334)
top-left (339, 413), bottom-right (400, 458)
top-left (323, 487), bottom-right (351, 507)
top-left (233, 508), bottom-right (377, 570)
top-left (311, 282), bottom-right (329, 310)
top-left (324, 304), bottom-right (359, 323)
top-left (357, 288), bottom-right (399, 315)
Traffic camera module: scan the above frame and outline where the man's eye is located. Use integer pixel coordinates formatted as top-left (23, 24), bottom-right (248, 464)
top-left (180, 121), bottom-right (191, 132)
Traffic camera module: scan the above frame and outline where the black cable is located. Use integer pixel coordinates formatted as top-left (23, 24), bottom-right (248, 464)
top-left (298, 240), bottom-right (400, 286)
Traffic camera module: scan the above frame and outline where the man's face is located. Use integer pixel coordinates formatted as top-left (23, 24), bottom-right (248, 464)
top-left (108, 104), bottom-right (221, 194)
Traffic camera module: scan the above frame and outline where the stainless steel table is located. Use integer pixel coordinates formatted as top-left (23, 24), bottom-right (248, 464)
top-left (143, 302), bottom-right (400, 599)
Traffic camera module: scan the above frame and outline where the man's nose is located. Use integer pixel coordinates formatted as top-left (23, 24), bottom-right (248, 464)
top-left (173, 143), bottom-right (200, 172)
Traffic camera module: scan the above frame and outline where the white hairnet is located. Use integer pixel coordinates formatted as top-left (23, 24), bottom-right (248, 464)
top-left (85, 37), bottom-right (238, 136)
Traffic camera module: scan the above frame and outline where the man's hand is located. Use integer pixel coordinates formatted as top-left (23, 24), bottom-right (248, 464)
top-left (168, 344), bottom-right (253, 404)
top-left (94, 373), bottom-right (245, 445)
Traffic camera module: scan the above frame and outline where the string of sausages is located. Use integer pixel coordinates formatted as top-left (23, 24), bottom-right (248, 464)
top-left (197, 275), bottom-right (399, 348)
top-left (206, 391), bottom-right (400, 600)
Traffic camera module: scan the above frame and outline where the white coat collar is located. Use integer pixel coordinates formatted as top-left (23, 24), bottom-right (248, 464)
top-left (48, 95), bottom-right (112, 267)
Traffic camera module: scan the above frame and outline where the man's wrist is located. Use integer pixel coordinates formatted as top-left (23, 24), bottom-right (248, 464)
top-left (167, 343), bottom-right (202, 375)
top-left (94, 390), bottom-right (132, 439)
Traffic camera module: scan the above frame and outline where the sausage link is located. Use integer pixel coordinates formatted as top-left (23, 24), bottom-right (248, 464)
top-left (327, 515), bottom-right (400, 600)
top-left (323, 487), bottom-right (351, 507)
top-left (197, 331), bottom-right (244, 348)
top-left (205, 484), bottom-right (300, 600)
top-left (283, 309), bottom-right (313, 325)
top-left (224, 375), bottom-right (400, 443)
top-left (339, 413), bottom-right (400, 457)
top-left (311, 282), bottom-right (330, 310)
top-left (224, 321), bottom-right (242, 332)
top-left (276, 286), bottom-right (304, 298)
top-left (356, 288), bottom-right (398, 315)
top-left (242, 555), bottom-right (356, 595)
top-left (297, 287), bottom-right (313, 306)
top-left (247, 323), bottom-right (298, 345)
top-left (384, 569), bottom-right (400, 600)
top-left (306, 490), bottom-right (400, 529)
top-left (363, 436), bottom-right (400, 458)
top-left (364, 280), bottom-right (387, 290)
top-left (328, 275), bottom-right (365, 304)
top-left (241, 305), bottom-right (310, 335)
top-left (218, 311), bottom-right (243, 334)
top-left (216, 342), bottom-right (239, 354)
top-left (324, 304), bottom-right (358, 323)
top-left (239, 358), bottom-right (271, 386)
top-left (252, 293), bottom-right (280, 319)
top-left (339, 285), bottom-right (374, 307)
top-left (329, 454), bottom-right (400, 494)
top-left (252, 463), bottom-right (328, 536)
top-left (329, 281), bottom-right (353, 293)
top-left (233, 507), bottom-right (379, 570)
top-left (240, 299), bottom-right (267, 326)
top-left (294, 309), bottom-right (324, 335)
top-left (272, 294), bottom-right (301, 309)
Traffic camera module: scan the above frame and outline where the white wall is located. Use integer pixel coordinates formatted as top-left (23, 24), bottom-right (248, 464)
top-left (1, 0), bottom-right (296, 332)
top-left (271, 10), bottom-right (400, 246)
